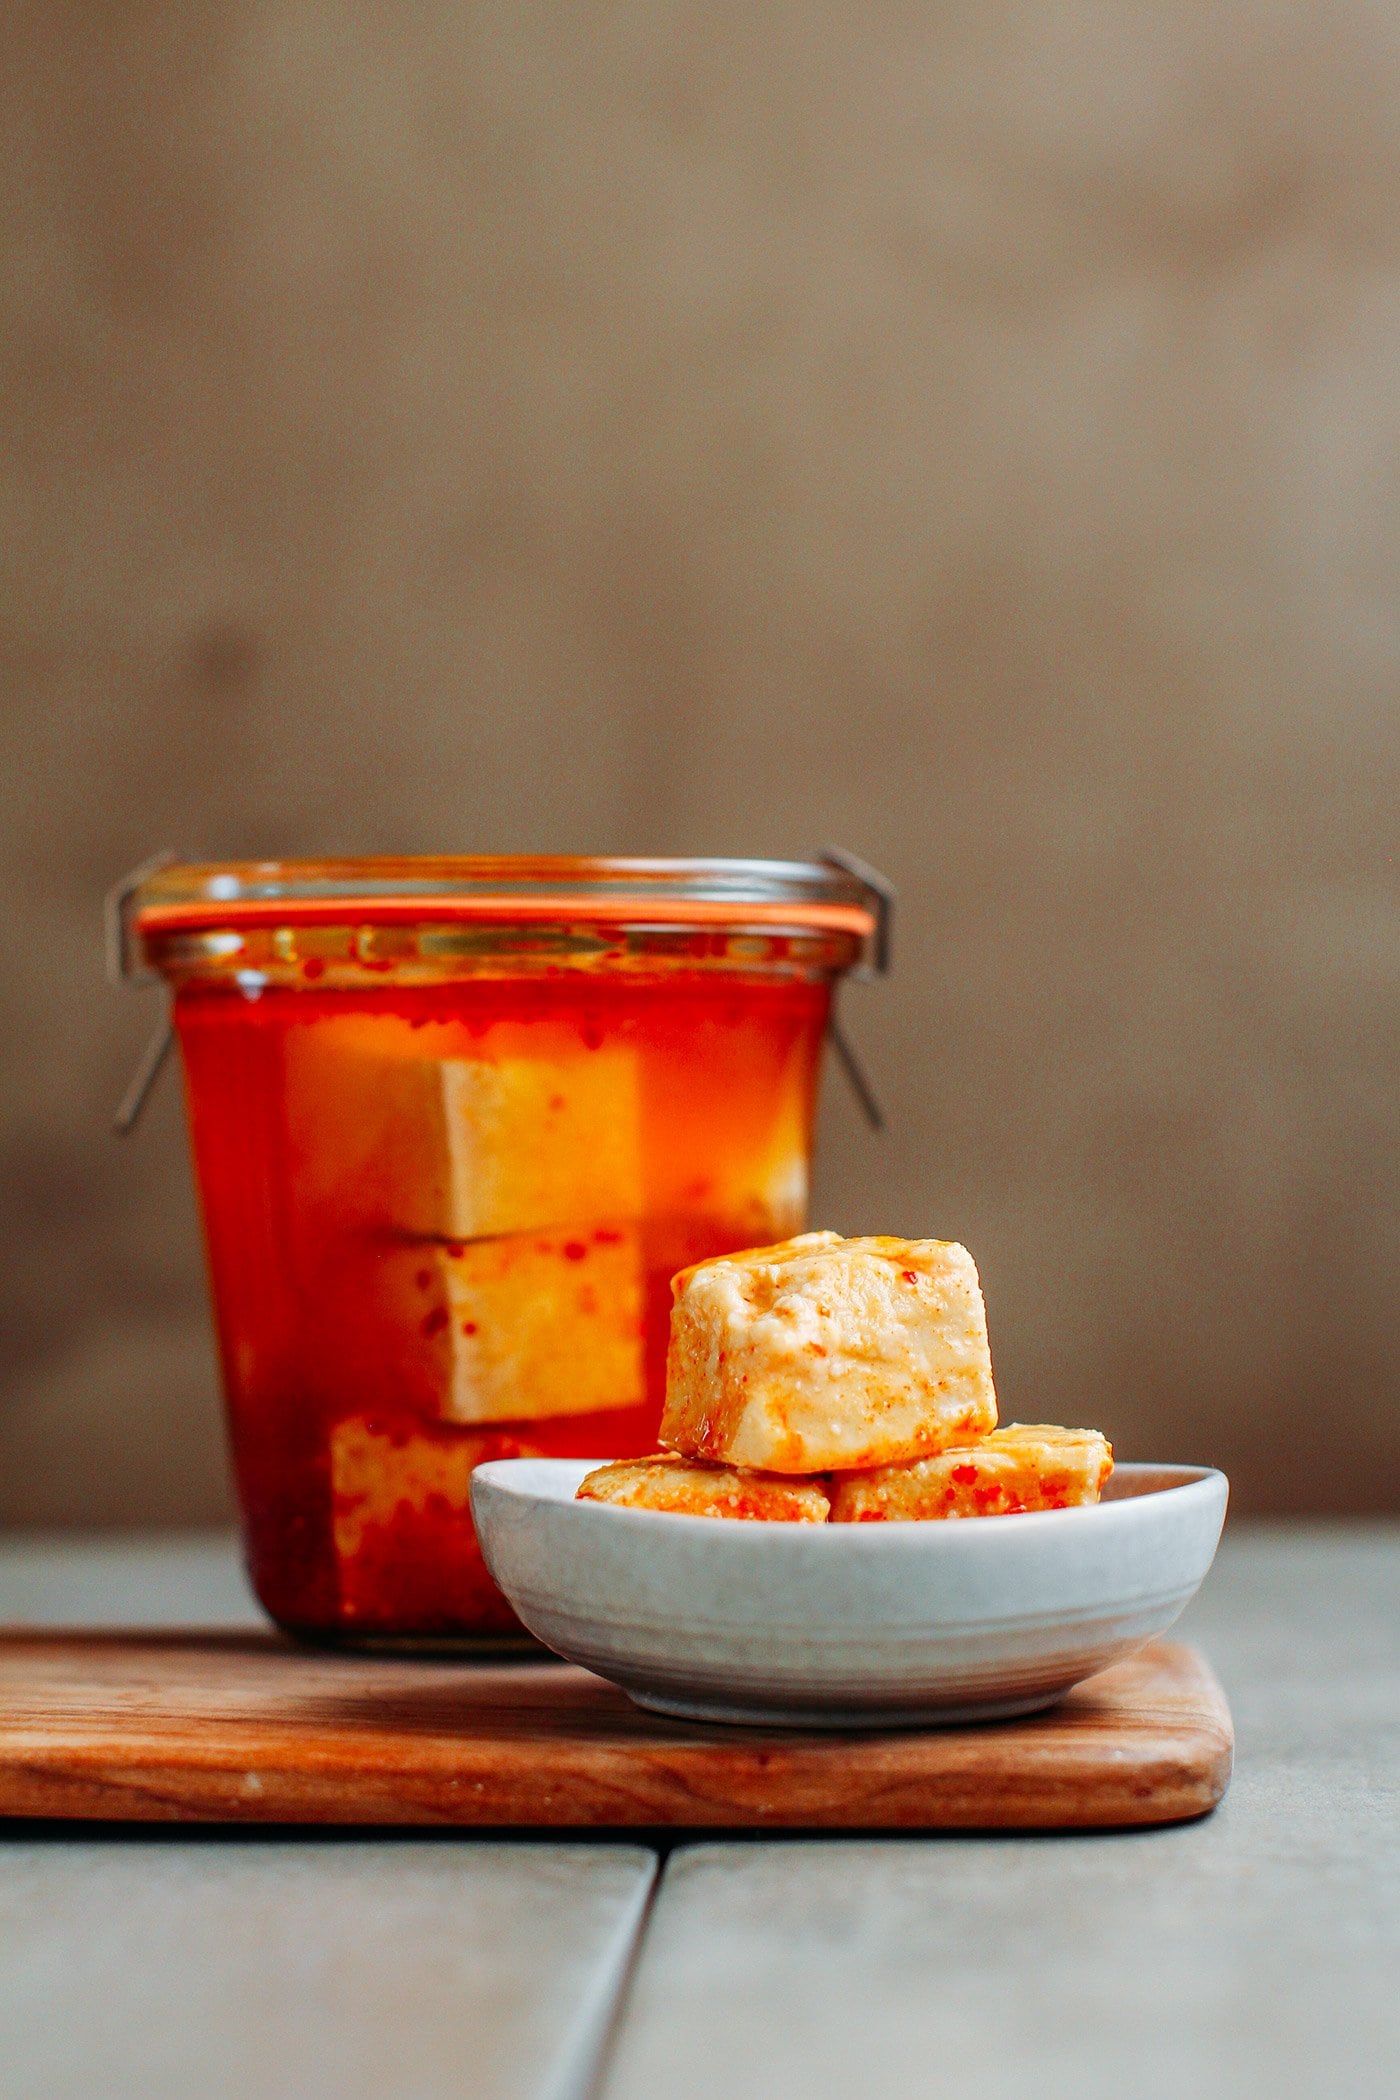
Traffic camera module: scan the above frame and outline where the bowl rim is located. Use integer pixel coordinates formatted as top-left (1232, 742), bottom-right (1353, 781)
top-left (470, 1456), bottom-right (1228, 1548)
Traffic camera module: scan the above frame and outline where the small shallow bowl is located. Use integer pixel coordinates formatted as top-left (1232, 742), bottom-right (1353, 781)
top-left (470, 1459), bottom-right (1228, 1728)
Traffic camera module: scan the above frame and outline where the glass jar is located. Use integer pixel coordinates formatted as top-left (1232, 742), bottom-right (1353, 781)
top-left (124, 857), bottom-right (880, 1647)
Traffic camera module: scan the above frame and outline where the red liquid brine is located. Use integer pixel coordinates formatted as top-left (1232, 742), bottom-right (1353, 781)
top-left (133, 859), bottom-right (876, 1645)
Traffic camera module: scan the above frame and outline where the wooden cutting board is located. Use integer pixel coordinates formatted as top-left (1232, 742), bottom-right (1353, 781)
top-left (0, 1632), bottom-right (1231, 1829)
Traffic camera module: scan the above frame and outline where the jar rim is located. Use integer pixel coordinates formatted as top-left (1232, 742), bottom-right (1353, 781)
top-left (126, 853), bottom-right (877, 935)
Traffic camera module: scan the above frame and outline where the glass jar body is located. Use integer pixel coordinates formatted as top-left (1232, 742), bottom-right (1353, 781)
top-left (160, 913), bottom-right (852, 1644)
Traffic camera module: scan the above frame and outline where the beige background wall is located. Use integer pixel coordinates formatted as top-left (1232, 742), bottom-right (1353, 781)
top-left (2, 2), bottom-right (1396, 1521)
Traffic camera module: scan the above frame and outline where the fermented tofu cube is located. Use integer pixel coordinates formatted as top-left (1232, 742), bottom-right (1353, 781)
top-left (330, 1412), bottom-right (524, 1630)
top-left (392, 1224), bottom-right (646, 1424)
top-left (331, 1413), bottom-right (522, 1559)
top-left (828, 1424), bottom-right (1114, 1522)
top-left (576, 1454), bottom-right (830, 1522)
top-left (285, 1022), bottom-right (642, 1238)
top-left (660, 1231), bottom-right (997, 1473)
top-left (433, 1052), bottom-right (641, 1237)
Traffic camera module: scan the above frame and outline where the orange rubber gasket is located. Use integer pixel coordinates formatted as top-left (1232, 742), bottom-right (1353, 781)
top-left (135, 896), bottom-right (875, 938)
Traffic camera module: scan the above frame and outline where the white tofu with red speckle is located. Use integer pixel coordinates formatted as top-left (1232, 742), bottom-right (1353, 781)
top-left (660, 1232), bottom-right (998, 1473)
top-left (576, 1454), bottom-right (831, 1521)
top-left (828, 1423), bottom-right (1113, 1521)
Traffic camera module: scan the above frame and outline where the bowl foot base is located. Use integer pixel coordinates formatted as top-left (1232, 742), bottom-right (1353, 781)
top-left (624, 1685), bottom-right (1066, 1730)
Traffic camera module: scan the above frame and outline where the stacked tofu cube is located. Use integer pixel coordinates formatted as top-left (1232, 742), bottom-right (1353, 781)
top-left (577, 1232), bottom-right (1111, 1521)
top-left (284, 1018), bottom-right (648, 1609)
top-left (572, 1454), bottom-right (831, 1523)
top-left (288, 1020), bottom-right (648, 1426)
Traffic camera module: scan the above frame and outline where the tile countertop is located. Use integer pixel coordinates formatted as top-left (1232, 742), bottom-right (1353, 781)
top-left (0, 1526), bottom-right (1396, 2100)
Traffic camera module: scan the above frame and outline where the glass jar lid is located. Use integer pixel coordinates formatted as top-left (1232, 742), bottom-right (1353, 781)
top-left (113, 854), bottom-right (890, 983)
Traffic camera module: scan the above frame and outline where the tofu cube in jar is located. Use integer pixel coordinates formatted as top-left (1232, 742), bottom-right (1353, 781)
top-left (383, 1225), bottom-right (646, 1425)
top-left (284, 1023), bottom-right (644, 1239)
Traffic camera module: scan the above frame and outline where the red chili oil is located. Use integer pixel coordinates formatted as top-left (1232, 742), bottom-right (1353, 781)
top-left (174, 969), bottom-right (829, 1641)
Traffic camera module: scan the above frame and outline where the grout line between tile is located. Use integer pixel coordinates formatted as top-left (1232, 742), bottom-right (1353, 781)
top-left (545, 1849), bottom-right (662, 2100)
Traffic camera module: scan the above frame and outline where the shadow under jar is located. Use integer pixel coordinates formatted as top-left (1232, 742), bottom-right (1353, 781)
top-left (125, 857), bottom-right (878, 1648)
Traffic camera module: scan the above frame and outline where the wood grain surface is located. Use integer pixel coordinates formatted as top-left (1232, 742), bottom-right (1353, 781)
top-left (0, 1633), bottom-right (1232, 1830)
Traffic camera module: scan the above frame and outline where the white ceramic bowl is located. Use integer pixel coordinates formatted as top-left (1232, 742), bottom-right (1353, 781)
top-left (471, 1459), bottom-right (1228, 1728)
